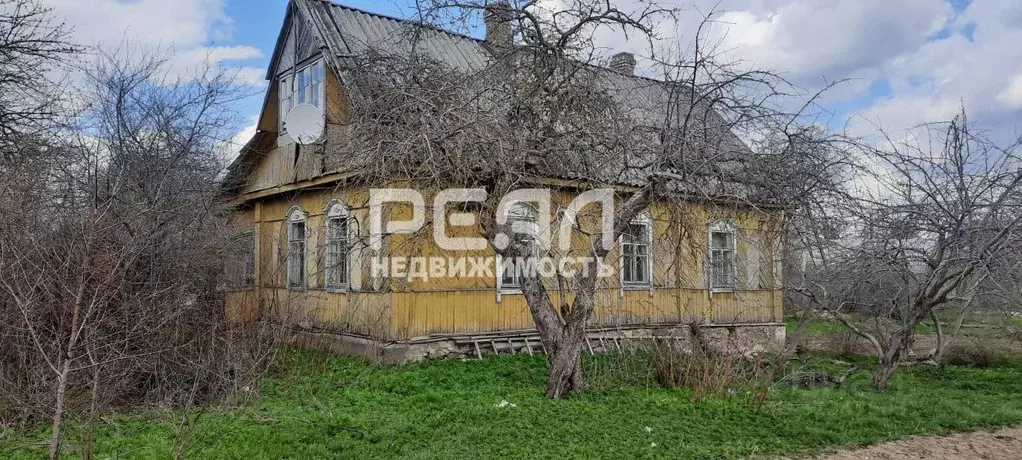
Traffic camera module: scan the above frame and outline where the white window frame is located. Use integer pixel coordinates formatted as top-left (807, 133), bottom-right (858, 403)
top-left (619, 212), bottom-right (653, 289)
top-left (497, 202), bottom-right (540, 297)
top-left (278, 74), bottom-right (292, 133)
top-left (287, 207), bottom-right (308, 290)
top-left (278, 58), bottom-right (325, 135)
top-left (294, 59), bottom-right (325, 107)
top-left (324, 200), bottom-right (350, 292)
top-left (709, 220), bottom-right (737, 293)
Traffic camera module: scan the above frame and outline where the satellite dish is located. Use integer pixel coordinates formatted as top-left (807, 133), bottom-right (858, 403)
top-left (284, 104), bottom-right (324, 144)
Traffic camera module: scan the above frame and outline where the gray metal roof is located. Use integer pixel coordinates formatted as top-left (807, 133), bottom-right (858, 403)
top-left (227, 0), bottom-right (761, 202)
top-left (296, 0), bottom-right (749, 152)
top-left (297, 0), bottom-right (491, 73)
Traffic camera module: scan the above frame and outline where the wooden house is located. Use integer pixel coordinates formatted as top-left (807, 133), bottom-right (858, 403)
top-left (223, 0), bottom-right (786, 362)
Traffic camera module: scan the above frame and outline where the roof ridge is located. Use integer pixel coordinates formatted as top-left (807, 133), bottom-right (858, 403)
top-left (314, 0), bottom-right (673, 87)
top-left (315, 0), bottom-right (485, 44)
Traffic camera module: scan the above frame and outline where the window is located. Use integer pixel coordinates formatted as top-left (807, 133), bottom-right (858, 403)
top-left (278, 59), bottom-right (325, 134)
top-left (296, 66), bottom-right (308, 106)
top-left (287, 208), bottom-right (308, 289)
top-left (240, 230), bottom-right (255, 287)
top-left (621, 220), bottom-right (651, 287)
top-left (278, 75), bottom-right (292, 132)
top-left (500, 203), bottom-right (539, 290)
top-left (324, 201), bottom-right (349, 290)
top-left (228, 230), bottom-right (255, 289)
top-left (710, 222), bottom-right (736, 291)
top-left (295, 60), bottom-right (324, 107)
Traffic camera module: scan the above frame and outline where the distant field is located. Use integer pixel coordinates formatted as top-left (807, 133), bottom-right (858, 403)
top-left (786, 313), bottom-right (1022, 340)
top-left (4, 349), bottom-right (1022, 459)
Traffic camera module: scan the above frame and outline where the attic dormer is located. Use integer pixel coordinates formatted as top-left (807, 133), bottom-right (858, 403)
top-left (268, 1), bottom-right (326, 145)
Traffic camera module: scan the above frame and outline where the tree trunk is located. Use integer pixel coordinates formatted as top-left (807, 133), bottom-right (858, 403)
top-left (931, 299), bottom-right (973, 364)
top-left (545, 338), bottom-right (583, 398)
top-left (49, 360), bottom-right (71, 460)
top-left (50, 274), bottom-right (87, 460)
top-left (519, 261), bottom-right (589, 399)
top-left (872, 351), bottom-right (899, 390)
top-left (509, 188), bottom-right (652, 398)
top-left (929, 309), bottom-right (945, 362)
top-left (872, 327), bottom-right (916, 389)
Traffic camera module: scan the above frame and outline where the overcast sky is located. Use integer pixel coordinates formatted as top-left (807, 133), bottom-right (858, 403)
top-left (39, 0), bottom-right (1022, 156)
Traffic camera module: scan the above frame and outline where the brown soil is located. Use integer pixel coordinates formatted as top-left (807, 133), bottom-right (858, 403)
top-left (815, 427), bottom-right (1022, 460)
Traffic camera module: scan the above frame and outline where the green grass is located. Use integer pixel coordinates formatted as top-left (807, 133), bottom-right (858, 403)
top-left (4, 351), bottom-right (1022, 459)
top-left (785, 317), bottom-right (945, 338)
top-left (785, 317), bottom-right (848, 337)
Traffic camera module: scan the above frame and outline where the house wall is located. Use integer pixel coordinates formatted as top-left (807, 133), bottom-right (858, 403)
top-left (383, 191), bottom-right (783, 340)
top-left (227, 185), bottom-right (784, 342)
top-left (225, 186), bottom-right (393, 339)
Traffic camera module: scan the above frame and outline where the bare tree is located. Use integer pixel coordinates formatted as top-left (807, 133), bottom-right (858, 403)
top-left (805, 111), bottom-right (1022, 388)
top-left (336, 0), bottom-right (824, 397)
top-left (0, 48), bottom-right (277, 458)
top-left (0, 0), bottom-right (78, 144)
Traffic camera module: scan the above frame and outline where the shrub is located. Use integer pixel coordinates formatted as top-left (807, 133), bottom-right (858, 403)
top-left (942, 341), bottom-right (1009, 368)
top-left (650, 326), bottom-right (758, 401)
top-left (820, 330), bottom-right (872, 357)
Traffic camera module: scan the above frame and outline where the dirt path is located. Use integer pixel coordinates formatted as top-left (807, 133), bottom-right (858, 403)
top-left (816, 427), bottom-right (1022, 460)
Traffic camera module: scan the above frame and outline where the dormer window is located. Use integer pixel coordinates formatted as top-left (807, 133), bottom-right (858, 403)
top-left (295, 60), bottom-right (324, 107)
top-left (278, 75), bottom-right (292, 132)
top-left (279, 58), bottom-right (325, 134)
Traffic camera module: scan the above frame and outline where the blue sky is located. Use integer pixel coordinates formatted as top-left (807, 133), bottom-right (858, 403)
top-left (221, 1), bottom-right (411, 120)
top-left (41, 0), bottom-right (1022, 151)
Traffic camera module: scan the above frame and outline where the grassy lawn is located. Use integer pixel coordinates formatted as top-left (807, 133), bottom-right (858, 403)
top-left (4, 350), bottom-right (1022, 459)
top-left (785, 313), bottom-right (1021, 342)
top-left (785, 316), bottom-right (943, 338)
top-left (785, 317), bottom-right (848, 337)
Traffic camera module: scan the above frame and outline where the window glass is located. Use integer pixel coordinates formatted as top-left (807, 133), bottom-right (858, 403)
top-left (311, 61), bottom-right (324, 107)
top-left (288, 219), bottom-right (307, 288)
top-left (228, 230), bottom-right (255, 288)
top-left (325, 215), bottom-right (348, 289)
top-left (280, 59), bottom-right (324, 135)
top-left (278, 76), bottom-right (291, 132)
top-left (710, 228), bottom-right (736, 291)
top-left (622, 222), bottom-right (650, 285)
top-left (501, 204), bottom-right (538, 289)
top-left (296, 67), bottom-right (308, 105)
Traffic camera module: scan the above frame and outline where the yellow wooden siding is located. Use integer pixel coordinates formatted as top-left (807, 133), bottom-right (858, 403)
top-left (389, 288), bottom-right (779, 340)
top-left (260, 289), bottom-right (391, 339)
top-left (225, 290), bottom-right (260, 323)
top-left (230, 185), bottom-right (784, 341)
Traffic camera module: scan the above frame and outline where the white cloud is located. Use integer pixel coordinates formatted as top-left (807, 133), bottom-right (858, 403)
top-left (174, 45), bottom-right (263, 66)
top-left (232, 117), bottom-right (259, 151)
top-left (39, 0), bottom-right (1022, 148)
top-left (230, 67), bottom-right (270, 88)
top-left (997, 74), bottom-right (1022, 110)
top-left (41, 0), bottom-right (264, 87)
top-left (43, 0), bottom-right (233, 47)
top-left (215, 116), bottom-right (259, 164)
top-left (169, 46), bottom-right (266, 87)
top-left (710, 1), bottom-right (948, 79)
top-left (558, 0), bottom-right (1022, 141)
